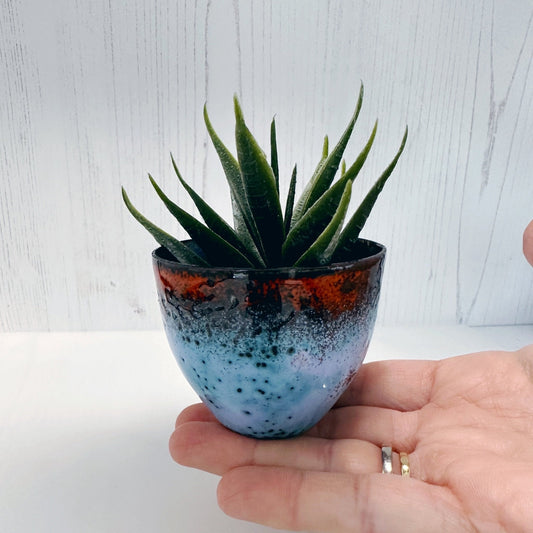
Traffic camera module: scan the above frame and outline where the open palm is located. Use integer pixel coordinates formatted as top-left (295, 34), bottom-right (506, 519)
top-left (171, 345), bottom-right (533, 532)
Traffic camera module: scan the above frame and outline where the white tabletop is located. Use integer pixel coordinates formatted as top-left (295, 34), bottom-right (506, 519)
top-left (1, 325), bottom-right (532, 533)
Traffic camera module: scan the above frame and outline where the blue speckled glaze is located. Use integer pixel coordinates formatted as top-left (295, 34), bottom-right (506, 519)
top-left (153, 239), bottom-right (385, 439)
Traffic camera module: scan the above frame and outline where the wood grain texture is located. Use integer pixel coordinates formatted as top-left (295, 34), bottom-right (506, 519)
top-left (1, 0), bottom-right (532, 331)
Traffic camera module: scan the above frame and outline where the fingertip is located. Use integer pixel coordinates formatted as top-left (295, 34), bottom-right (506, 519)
top-left (169, 420), bottom-right (218, 467)
top-left (169, 420), bottom-right (256, 475)
top-left (175, 402), bottom-right (216, 428)
top-left (169, 420), bottom-right (223, 467)
top-left (169, 421), bottom-right (204, 466)
top-left (523, 219), bottom-right (533, 266)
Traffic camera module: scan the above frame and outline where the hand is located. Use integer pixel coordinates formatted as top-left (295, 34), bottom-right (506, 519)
top-left (170, 345), bottom-right (533, 532)
top-left (170, 221), bottom-right (533, 532)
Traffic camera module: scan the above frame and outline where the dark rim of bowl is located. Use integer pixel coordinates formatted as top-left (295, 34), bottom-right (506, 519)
top-left (152, 239), bottom-right (386, 277)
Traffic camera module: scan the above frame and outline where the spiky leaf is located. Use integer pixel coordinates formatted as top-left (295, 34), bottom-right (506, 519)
top-left (341, 119), bottom-right (378, 182)
top-left (291, 82), bottom-right (364, 226)
top-left (294, 180), bottom-right (353, 267)
top-left (270, 117), bottom-right (279, 196)
top-left (332, 126), bottom-right (409, 261)
top-left (121, 187), bottom-right (208, 266)
top-left (283, 164), bottom-right (297, 236)
top-left (322, 135), bottom-right (329, 158)
top-left (170, 154), bottom-right (265, 267)
top-left (234, 96), bottom-right (284, 266)
top-left (149, 175), bottom-right (254, 267)
top-left (203, 105), bottom-right (264, 258)
top-left (282, 171), bottom-right (355, 266)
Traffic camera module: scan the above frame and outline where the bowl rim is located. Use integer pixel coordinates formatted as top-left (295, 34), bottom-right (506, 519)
top-left (152, 238), bottom-right (386, 278)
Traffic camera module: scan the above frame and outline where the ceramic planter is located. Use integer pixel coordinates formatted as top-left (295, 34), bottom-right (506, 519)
top-left (153, 239), bottom-right (385, 439)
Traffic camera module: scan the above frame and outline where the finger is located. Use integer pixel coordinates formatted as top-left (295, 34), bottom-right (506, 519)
top-left (217, 466), bottom-right (471, 533)
top-left (175, 402), bottom-right (217, 428)
top-left (170, 420), bottom-right (400, 477)
top-left (523, 219), bottom-right (533, 266)
top-left (337, 359), bottom-right (439, 411)
top-left (309, 405), bottom-right (419, 451)
top-left (170, 421), bottom-right (251, 475)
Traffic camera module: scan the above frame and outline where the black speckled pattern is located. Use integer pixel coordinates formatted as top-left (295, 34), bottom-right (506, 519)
top-left (153, 240), bottom-right (385, 439)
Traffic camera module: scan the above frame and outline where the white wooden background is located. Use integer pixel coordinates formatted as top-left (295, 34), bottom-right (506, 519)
top-left (1, 0), bottom-right (532, 332)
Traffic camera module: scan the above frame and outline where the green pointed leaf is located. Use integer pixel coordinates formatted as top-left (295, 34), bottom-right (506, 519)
top-left (270, 117), bottom-right (279, 196)
top-left (170, 154), bottom-right (265, 267)
top-left (282, 171), bottom-right (355, 266)
top-left (294, 180), bottom-right (353, 267)
top-left (149, 175), bottom-right (255, 268)
top-left (288, 137), bottom-right (328, 233)
top-left (121, 187), bottom-right (209, 266)
top-left (322, 135), bottom-right (329, 158)
top-left (291, 82), bottom-right (364, 226)
top-left (285, 120), bottom-right (376, 251)
top-left (340, 159), bottom-right (346, 177)
top-left (341, 119), bottom-right (378, 182)
top-left (283, 164), bottom-right (297, 237)
top-left (234, 96), bottom-right (284, 266)
top-left (333, 126), bottom-right (409, 261)
top-left (203, 104), bottom-right (264, 257)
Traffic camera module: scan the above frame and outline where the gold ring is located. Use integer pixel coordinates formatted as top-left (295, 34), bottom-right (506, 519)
top-left (400, 452), bottom-right (410, 477)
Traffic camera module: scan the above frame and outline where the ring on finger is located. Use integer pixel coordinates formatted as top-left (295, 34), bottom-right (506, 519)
top-left (381, 446), bottom-right (392, 474)
top-left (380, 446), bottom-right (411, 478)
top-left (400, 452), bottom-right (410, 477)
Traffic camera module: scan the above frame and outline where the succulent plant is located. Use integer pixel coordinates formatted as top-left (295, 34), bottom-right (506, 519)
top-left (122, 84), bottom-right (407, 268)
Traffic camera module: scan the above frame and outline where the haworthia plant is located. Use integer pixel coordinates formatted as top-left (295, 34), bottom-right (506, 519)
top-left (122, 84), bottom-right (408, 268)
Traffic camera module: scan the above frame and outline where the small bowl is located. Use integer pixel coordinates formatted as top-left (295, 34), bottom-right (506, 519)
top-left (153, 239), bottom-right (385, 438)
